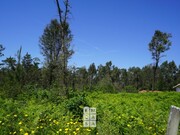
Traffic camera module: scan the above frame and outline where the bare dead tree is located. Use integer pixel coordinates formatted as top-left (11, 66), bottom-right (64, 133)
top-left (55, 0), bottom-right (71, 97)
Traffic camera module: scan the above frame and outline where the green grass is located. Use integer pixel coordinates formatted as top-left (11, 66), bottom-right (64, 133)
top-left (0, 90), bottom-right (180, 135)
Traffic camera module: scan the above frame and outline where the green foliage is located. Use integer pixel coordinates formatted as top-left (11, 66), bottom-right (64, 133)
top-left (123, 85), bottom-right (138, 93)
top-left (158, 61), bottom-right (178, 91)
top-left (0, 90), bottom-right (180, 135)
top-left (65, 92), bottom-right (89, 118)
top-left (97, 77), bottom-right (116, 93)
top-left (149, 30), bottom-right (172, 61)
top-left (148, 30), bottom-right (172, 90)
top-left (86, 92), bottom-right (180, 135)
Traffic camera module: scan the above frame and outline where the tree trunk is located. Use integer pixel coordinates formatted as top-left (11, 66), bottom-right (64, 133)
top-left (153, 61), bottom-right (158, 90)
top-left (55, 0), bottom-right (69, 97)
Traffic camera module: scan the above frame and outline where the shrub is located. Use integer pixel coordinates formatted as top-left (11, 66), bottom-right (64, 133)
top-left (97, 77), bottom-right (117, 93)
top-left (123, 85), bottom-right (138, 93)
top-left (65, 92), bottom-right (89, 118)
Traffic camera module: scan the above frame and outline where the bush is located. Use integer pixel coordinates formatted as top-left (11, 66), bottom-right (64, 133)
top-left (65, 92), bottom-right (89, 118)
top-left (97, 77), bottom-right (117, 93)
top-left (123, 85), bottom-right (138, 93)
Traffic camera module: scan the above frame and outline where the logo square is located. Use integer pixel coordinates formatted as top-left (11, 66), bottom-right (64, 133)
top-left (90, 114), bottom-right (96, 120)
top-left (83, 121), bottom-right (90, 127)
top-left (90, 107), bottom-right (96, 114)
top-left (83, 114), bottom-right (90, 121)
top-left (90, 120), bottom-right (96, 127)
top-left (83, 107), bottom-right (90, 114)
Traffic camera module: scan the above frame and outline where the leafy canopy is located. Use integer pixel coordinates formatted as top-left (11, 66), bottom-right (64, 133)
top-left (149, 30), bottom-right (172, 61)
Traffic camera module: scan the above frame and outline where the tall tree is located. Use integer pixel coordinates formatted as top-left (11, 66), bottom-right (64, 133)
top-left (0, 44), bottom-right (5, 67)
top-left (141, 65), bottom-right (153, 90)
top-left (176, 65), bottom-right (180, 84)
top-left (55, 0), bottom-right (73, 96)
top-left (119, 68), bottom-right (128, 89)
top-left (128, 67), bottom-right (141, 90)
top-left (2, 57), bottom-right (16, 71)
top-left (39, 19), bottom-right (62, 86)
top-left (22, 53), bottom-right (41, 85)
top-left (148, 30), bottom-right (172, 90)
top-left (88, 63), bottom-right (97, 90)
top-left (76, 67), bottom-right (88, 90)
top-left (15, 47), bottom-right (23, 86)
top-left (22, 53), bottom-right (33, 71)
top-left (158, 61), bottom-right (177, 91)
top-left (110, 66), bottom-right (120, 84)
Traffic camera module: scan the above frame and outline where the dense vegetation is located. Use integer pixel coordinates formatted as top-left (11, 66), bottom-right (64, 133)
top-left (0, 51), bottom-right (180, 98)
top-left (0, 90), bottom-right (180, 135)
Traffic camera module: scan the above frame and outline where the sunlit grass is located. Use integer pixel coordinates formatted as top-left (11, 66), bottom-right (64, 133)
top-left (0, 90), bottom-right (179, 135)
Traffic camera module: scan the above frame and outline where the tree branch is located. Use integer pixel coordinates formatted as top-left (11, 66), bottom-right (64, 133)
top-left (64, 0), bottom-right (70, 23)
top-left (55, 0), bottom-right (63, 24)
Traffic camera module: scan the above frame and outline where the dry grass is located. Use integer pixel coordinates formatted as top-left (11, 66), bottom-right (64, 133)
top-left (139, 90), bottom-right (162, 93)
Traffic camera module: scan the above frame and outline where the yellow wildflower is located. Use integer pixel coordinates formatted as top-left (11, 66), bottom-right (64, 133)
top-left (24, 133), bottom-right (28, 135)
top-left (25, 114), bottom-right (28, 117)
top-left (65, 128), bottom-right (69, 131)
top-left (20, 129), bottom-right (23, 132)
top-left (127, 124), bottom-right (131, 128)
top-left (53, 120), bottom-right (56, 123)
top-left (13, 131), bottom-right (16, 135)
top-left (18, 121), bottom-right (22, 125)
top-left (59, 129), bottom-right (62, 131)
top-left (31, 131), bottom-right (35, 134)
top-left (76, 128), bottom-right (79, 131)
top-left (149, 127), bottom-right (152, 130)
top-left (14, 115), bottom-right (17, 117)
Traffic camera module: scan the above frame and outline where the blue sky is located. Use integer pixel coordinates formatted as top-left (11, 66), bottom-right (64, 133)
top-left (0, 0), bottom-right (179, 69)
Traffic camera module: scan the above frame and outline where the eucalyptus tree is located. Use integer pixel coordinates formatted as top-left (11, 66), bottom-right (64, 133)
top-left (88, 63), bottom-right (97, 90)
top-left (148, 30), bottom-right (172, 90)
top-left (39, 19), bottom-right (62, 86)
top-left (159, 61), bottom-right (177, 90)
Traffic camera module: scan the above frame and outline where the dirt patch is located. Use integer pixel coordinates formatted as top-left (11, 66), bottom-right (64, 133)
top-left (139, 90), bottom-right (162, 93)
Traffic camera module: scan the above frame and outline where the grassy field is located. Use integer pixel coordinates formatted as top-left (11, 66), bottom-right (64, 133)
top-left (0, 90), bottom-right (180, 135)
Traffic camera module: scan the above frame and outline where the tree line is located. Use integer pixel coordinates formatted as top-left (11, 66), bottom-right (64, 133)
top-left (0, 0), bottom-right (179, 98)
top-left (0, 44), bottom-right (179, 98)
